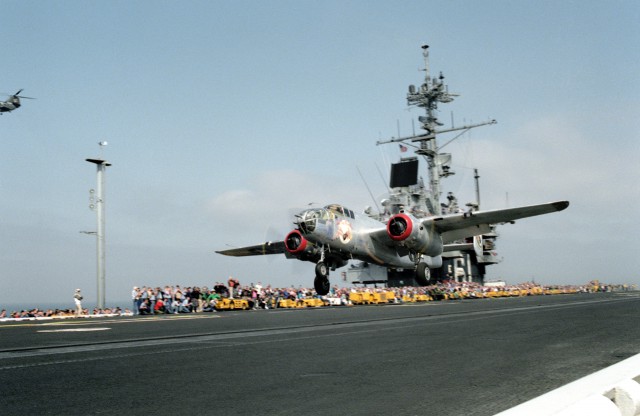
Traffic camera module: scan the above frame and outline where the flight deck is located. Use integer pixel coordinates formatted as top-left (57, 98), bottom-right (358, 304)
top-left (1, 292), bottom-right (639, 415)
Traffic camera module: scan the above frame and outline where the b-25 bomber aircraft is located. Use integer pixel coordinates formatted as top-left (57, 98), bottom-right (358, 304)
top-left (216, 200), bottom-right (569, 295)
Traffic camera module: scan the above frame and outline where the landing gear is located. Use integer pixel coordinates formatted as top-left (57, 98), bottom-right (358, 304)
top-left (314, 276), bottom-right (330, 296)
top-left (314, 262), bottom-right (330, 296)
top-left (415, 262), bottom-right (431, 286)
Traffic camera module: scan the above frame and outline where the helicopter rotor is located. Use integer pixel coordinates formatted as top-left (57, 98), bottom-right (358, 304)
top-left (1, 90), bottom-right (35, 99)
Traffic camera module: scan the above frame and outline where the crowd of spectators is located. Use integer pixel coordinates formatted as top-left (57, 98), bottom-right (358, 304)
top-left (130, 280), bottom-right (324, 314)
top-left (0, 306), bottom-right (131, 320)
top-left (129, 279), bottom-right (630, 315)
top-left (1, 279), bottom-right (632, 321)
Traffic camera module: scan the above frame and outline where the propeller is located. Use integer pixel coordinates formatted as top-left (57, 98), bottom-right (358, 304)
top-left (260, 205), bottom-right (304, 257)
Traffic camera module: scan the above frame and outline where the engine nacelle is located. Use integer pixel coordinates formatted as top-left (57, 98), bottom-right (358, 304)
top-left (285, 229), bottom-right (307, 254)
top-left (284, 230), bottom-right (321, 262)
top-left (387, 213), bottom-right (443, 257)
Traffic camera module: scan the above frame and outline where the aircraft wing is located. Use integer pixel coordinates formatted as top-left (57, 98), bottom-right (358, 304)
top-left (427, 200), bottom-right (569, 244)
top-left (216, 241), bottom-right (286, 257)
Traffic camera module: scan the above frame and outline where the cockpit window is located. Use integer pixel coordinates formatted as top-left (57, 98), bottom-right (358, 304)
top-left (324, 205), bottom-right (356, 219)
top-left (325, 204), bottom-right (342, 216)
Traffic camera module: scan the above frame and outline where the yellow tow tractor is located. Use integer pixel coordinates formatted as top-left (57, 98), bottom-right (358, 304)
top-left (214, 298), bottom-right (250, 311)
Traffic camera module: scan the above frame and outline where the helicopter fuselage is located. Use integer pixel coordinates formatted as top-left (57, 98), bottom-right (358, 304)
top-left (0, 97), bottom-right (20, 112)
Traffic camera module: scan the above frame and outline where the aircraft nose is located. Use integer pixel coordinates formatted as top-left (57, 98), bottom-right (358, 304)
top-left (297, 210), bottom-right (317, 234)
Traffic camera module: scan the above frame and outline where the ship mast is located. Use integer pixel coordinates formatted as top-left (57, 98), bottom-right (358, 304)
top-left (377, 44), bottom-right (496, 215)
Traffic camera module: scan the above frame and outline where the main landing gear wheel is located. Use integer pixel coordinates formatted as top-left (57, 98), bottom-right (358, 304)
top-left (315, 262), bottom-right (328, 279)
top-left (415, 263), bottom-right (430, 286)
top-left (314, 262), bottom-right (330, 295)
top-left (314, 276), bottom-right (330, 296)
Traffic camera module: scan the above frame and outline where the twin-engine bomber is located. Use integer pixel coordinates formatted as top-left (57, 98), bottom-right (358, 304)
top-left (216, 44), bottom-right (570, 294)
top-left (216, 201), bottom-right (569, 295)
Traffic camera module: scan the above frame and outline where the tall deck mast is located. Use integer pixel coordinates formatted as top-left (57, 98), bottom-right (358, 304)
top-left (377, 45), bottom-right (496, 214)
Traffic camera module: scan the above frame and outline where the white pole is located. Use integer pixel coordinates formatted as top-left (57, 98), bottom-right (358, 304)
top-left (86, 157), bottom-right (111, 309)
top-left (96, 162), bottom-right (106, 309)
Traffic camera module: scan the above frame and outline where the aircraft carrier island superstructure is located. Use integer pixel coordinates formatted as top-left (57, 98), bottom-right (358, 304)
top-left (348, 45), bottom-right (500, 286)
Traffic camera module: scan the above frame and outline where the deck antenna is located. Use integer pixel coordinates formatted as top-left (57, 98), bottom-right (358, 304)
top-left (422, 44), bottom-right (430, 82)
top-left (375, 162), bottom-right (391, 194)
top-left (357, 166), bottom-right (381, 213)
top-left (474, 168), bottom-right (481, 210)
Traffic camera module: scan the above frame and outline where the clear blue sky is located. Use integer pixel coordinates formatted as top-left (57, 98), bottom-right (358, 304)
top-left (2, 1), bottom-right (638, 308)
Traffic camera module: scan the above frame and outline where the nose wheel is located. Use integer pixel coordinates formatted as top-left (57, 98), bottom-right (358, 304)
top-left (314, 262), bottom-right (330, 295)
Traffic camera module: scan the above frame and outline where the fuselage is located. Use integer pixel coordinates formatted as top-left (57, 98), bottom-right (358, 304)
top-left (296, 204), bottom-right (416, 269)
top-left (0, 97), bottom-right (20, 112)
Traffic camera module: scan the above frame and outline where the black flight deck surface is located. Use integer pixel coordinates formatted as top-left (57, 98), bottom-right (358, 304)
top-left (1, 292), bottom-right (639, 415)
